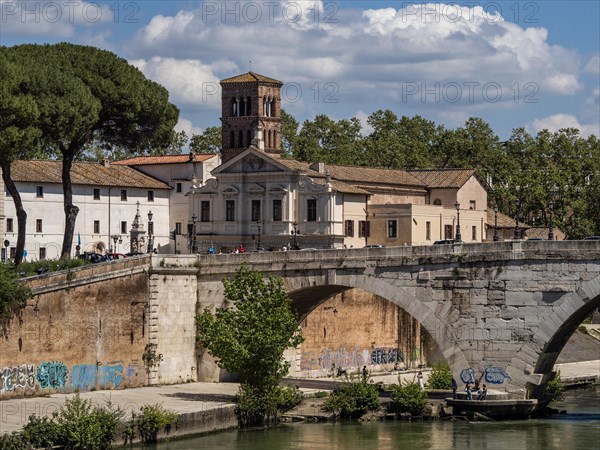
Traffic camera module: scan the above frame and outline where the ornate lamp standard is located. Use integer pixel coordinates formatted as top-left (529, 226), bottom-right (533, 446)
top-left (514, 199), bottom-right (521, 240)
top-left (454, 202), bottom-right (462, 242)
top-left (548, 200), bottom-right (555, 241)
top-left (493, 204), bottom-right (500, 242)
top-left (147, 211), bottom-right (154, 253)
top-left (256, 220), bottom-right (261, 251)
top-left (111, 235), bottom-right (122, 253)
top-left (189, 214), bottom-right (197, 253)
top-left (291, 221), bottom-right (300, 250)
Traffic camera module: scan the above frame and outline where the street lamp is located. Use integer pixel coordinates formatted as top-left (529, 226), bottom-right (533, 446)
top-left (548, 200), bottom-right (555, 241)
top-left (291, 221), bottom-right (300, 250)
top-left (111, 235), bottom-right (122, 253)
top-left (189, 214), bottom-right (197, 253)
top-left (493, 204), bottom-right (499, 242)
top-left (147, 211), bottom-right (154, 253)
top-left (514, 199), bottom-right (521, 240)
top-left (454, 202), bottom-right (462, 242)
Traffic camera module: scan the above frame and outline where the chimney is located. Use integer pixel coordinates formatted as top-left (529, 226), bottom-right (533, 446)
top-left (189, 150), bottom-right (195, 162)
top-left (310, 162), bottom-right (325, 173)
top-left (102, 158), bottom-right (110, 168)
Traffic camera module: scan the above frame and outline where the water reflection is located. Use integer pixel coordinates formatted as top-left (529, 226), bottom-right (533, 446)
top-left (148, 386), bottom-right (600, 450)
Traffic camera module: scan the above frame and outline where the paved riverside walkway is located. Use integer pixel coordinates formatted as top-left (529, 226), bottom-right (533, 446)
top-left (1, 360), bottom-right (598, 436)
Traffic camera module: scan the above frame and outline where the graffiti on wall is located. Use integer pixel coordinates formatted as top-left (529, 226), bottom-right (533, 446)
top-left (0, 365), bottom-right (36, 393)
top-left (99, 364), bottom-right (123, 388)
top-left (460, 366), bottom-right (512, 385)
top-left (36, 362), bottom-right (68, 389)
top-left (71, 364), bottom-right (97, 391)
top-left (484, 366), bottom-right (512, 384)
top-left (301, 347), bottom-right (403, 371)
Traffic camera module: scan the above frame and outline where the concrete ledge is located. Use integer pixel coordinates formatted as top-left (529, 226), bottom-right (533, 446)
top-left (446, 398), bottom-right (538, 420)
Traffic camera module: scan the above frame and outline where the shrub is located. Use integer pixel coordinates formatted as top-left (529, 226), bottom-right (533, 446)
top-left (323, 376), bottom-right (380, 419)
top-left (20, 415), bottom-right (61, 448)
top-left (546, 371), bottom-right (565, 403)
top-left (135, 404), bottom-right (178, 444)
top-left (0, 432), bottom-right (27, 450)
top-left (277, 385), bottom-right (303, 412)
top-left (236, 384), bottom-right (280, 427)
top-left (390, 379), bottom-right (428, 415)
top-left (426, 361), bottom-right (453, 390)
top-left (54, 395), bottom-right (124, 450)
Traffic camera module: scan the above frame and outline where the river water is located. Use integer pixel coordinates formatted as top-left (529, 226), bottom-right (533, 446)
top-left (148, 386), bottom-right (600, 450)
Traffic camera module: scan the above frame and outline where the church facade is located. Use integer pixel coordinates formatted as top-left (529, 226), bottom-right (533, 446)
top-left (188, 72), bottom-right (489, 252)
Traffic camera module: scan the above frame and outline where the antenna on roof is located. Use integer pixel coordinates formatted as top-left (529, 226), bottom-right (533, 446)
top-left (249, 60), bottom-right (252, 72)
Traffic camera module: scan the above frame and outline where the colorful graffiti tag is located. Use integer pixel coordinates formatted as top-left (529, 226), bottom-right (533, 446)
top-left (0, 365), bottom-right (36, 393)
top-left (484, 366), bottom-right (512, 384)
top-left (71, 364), bottom-right (97, 391)
top-left (301, 347), bottom-right (403, 372)
top-left (460, 368), bottom-right (476, 384)
top-left (36, 362), bottom-right (68, 389)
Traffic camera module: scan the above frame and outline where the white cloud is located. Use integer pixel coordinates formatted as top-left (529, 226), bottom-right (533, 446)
top-left (528, 114), bottom-right (599, 137)
top-left (175, 118), bottom-right (203, 137)
top-left (584, 55), bottom-right (600, 75)
top-left (354, 110), bottom-right (373, 135)
top-left (130, 57), bottom-right (222, 110)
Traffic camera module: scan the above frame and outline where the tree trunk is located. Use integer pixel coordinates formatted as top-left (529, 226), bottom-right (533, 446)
top-left (60, 150), bottom-right (79, 259)
top-left (1, 162), bottom-right (27, 265)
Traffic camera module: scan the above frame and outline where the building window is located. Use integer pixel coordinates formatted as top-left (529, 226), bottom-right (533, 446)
top-left (120, 189), bottom-right (127, 201)
top-left (307, 199), bottom-right (317, 221)
top-left (251, 200), bottom-right (261, 222)
top-left (387, 220), bottom-right (397, 238)
top-left (201, 201), bottom-right (210, 222)
top-left (359, 221), bottom-right (370, 238)
top-left (93, 188), bottom-right (100, 200)
top-left (148, 190), bottom-right (154, 202)
top-left (93, 220), bottom-right (100, 234)
top-left (175, 222), bottom-right (182, 235)
top-left (433, 199), bottom-right (442, 206)
top-left (272, 199), bottom-right (282, 221)
top-left (121, 221), bottom-right (127, 234)
top-left (39, 247), bottom-right (46, 260)
top-left (345, 220), bottom-right (354, 237)
top-left (472, 226), bottom-right (477, 241)
top-left (36, 219), bottom-right (43, 233)
top-left (6, 218), bottom-right (13, 233)
top-left (176, 183), bottom-right (182, 193)
top-left (36, 186), bottom-right (43, 198)
top-left (426, 221), bottom-right (431, 241)
top-left (226, 200), bottom-right (235, 221)
top-left (444, 224), bottom-right (453, 240)
top-left (470, 200), bottom-right (476, 210)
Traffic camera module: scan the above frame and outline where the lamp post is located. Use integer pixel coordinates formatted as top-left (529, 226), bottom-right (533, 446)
top-left (291, 221), bottom-right (300, 250)
top-left (111, 235), bottom-right (122, 254)
top-left (191, 214), bottom-right (197, 253)
top-left (454, 202), bottom-right (462, 242)
top-left (493, 204), bottom-right (499, 242)
top-left (548, 200), bottom-right (555, 241)
top-left (514, 199), bottom-right (521, 240)
top-left (147, 211), bottom-right (154, 253)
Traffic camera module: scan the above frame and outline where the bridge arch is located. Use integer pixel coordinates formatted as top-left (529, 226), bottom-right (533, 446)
top-left (285, 276), bottom-right (470, 377)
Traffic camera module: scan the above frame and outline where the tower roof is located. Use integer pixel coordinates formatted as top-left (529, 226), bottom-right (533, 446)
top-left (220, 71), bottom-right (283, 85)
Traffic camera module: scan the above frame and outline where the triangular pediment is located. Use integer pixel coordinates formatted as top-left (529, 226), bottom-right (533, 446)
top-left (213, 147), bottom-right (292, 175)
top-left (246, 183), bottom-right (265, 194)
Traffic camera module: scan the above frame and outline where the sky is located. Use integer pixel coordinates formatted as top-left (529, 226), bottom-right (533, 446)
top-left (1, 1), bottom-right (599, 140)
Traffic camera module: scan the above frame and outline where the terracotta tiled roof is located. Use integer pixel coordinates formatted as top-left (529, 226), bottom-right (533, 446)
top-left (220, 71), bottom-right (283, 85)
top-left (487, 210), bottom-right (530, 229)
top-left (408, 169), bottom-right (479, 189)
top-left (325, 164), bottom-right (427, 188)
top-left (11, 160), bottom-right (171, 189)
top-left (526, 227), bottom-right (566, 240)
top-left (113, 154), bottom-right (217, 165)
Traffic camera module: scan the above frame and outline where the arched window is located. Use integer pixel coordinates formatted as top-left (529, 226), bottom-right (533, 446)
top-left (273, 130), bottom-right (278, 149)
top-left (232, 98), bottom-right (237, 116)
top-left (433, 199), bottom-right (442, 206)
top-left (267, 130), bottom-right (272, 148)
top-left (230, 131), bottom-right (235, 147)
top-left (239, 130), bottom-right (244, 148)
top-left (247, 130), bottom-right (252, 146)
top-left (246, 97), bottom-right (251, 116)
top-left (270, 98), bottom-right (276, 117)
top-left (263, 98), bottom-right (268, 116)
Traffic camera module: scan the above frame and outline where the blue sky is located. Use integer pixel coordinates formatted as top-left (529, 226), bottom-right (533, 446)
top-left (2, 1), bottom-right (599, 140)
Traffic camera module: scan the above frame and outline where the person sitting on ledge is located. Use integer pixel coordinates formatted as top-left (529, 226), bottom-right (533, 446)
top-left (465, 382), bottom-right (473, 400)
top-left (477, 383), bottom-right (488, 400)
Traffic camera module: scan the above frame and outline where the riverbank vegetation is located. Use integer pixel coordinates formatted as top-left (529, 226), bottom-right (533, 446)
top-left (0, 395), bottom-right (178, 449)
top-left (426, 361), bottom-right (453, 390)
top-left (196, 264), bottom-right (303, 426)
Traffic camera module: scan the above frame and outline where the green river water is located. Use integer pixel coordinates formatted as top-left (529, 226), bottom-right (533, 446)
top-left (146, 386), bottom-right (600, 450)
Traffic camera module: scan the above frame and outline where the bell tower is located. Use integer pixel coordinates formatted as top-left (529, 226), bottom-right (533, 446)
top-left (220, 71), bottom-right (283, 163)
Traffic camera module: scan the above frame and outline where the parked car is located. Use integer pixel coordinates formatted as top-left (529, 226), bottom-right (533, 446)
top-left (433, 239), bottom-right (455, 245)
top-left (583, 236), bottom-right (600, 240)
top-left (78, 252), bottom-right (108, 263)
top-left (364, 244), bottom-right (385, 248)
top-left (106, 253), bottom-right (127, 260)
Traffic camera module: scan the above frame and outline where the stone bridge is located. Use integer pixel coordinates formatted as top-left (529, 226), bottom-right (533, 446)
top-left (19, 241), bottom-right (600, 401)
top-left (148, 240), bottom-right (600, 400)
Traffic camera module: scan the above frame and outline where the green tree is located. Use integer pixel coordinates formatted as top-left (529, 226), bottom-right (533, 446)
top-left (0, 51), bottom-right (41, 265)
top-left (4, 43), bottom-right (179, 259)
top-left (0, 263), bottom-right (32, 328)
top-left (390, 379), bottom-right (428, 415)
top-left (280, 109), bottom-right (299, 157)
top-left (323, 376), bottom-right (380, 419)
top-left (196, 264), bottom-right (303, 425)
top-left (426, 361), bottom-right (453, 389)
top-left (189, 126), bottom-right (221, 153)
